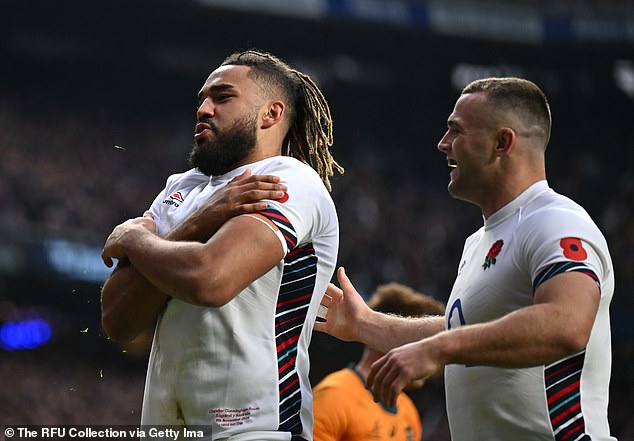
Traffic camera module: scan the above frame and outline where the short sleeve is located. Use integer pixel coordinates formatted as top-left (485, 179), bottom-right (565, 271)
top-left (520, 207), bottom-right (610, 293)
top-left (251, 158), bottom-right (336, 252)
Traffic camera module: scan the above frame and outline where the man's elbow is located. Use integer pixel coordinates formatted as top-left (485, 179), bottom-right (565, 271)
top-left (185, 265), bottom-right (240, 308)
top-left (557, 327), bottom-right (592, 356)
top-left (186, 276), bottom-right (236, 307)
top-left (101, 310), bottom-right (141, 343)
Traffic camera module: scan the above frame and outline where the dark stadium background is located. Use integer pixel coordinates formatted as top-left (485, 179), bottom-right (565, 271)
top-left (1, 1), bottom-right (633, 439)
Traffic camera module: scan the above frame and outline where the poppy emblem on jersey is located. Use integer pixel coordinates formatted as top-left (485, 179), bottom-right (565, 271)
top-left (560, 237), bottom-right (588, 261)
top-left (482, 239), bottom-right (504, 270)
top-left (278, 192), bottom-right (289, 203)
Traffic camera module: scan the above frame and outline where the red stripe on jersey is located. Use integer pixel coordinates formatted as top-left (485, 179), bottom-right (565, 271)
top-left (279, 377), bottom-right (299, 395)
top-left (548, 380), bottom-right (581, 405)
top-left (278, 293), bottom-right (312, 308)
top-left (545, 359), bottom-right (583, 381)
top-left (278, 356), bottom-right (297, 375)
top-left (551, 402), bottom-right (581, 425)
top-left (281, 232), bottom-right (297, 248)
top-left (276, 315), bottom-right (301, 329)
top-left (277, 334), bottom-right (300, 352)
top-left (287, 246), bottom-right (315, 257)
top-left (559, 421), bottom-right (585, 441)
top-left (263, 210), bottom-right (290, 223)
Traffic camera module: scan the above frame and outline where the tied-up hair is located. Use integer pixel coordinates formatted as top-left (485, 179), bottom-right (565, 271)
top-left (221, 50), bottom-right (344, 191)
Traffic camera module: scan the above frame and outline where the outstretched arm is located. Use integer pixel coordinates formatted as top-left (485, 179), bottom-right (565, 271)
top-left (367, 271), bottom-right (600, 407)
top-left (101, 170), bottom-right (286, 342)
top-left (314, 267), bottom-right (445, 353)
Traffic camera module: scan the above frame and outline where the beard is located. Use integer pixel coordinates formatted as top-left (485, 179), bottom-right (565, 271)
top-left (189, 112), bottom-right (258, 176)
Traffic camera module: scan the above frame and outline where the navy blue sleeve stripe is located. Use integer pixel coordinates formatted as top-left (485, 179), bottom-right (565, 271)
top-left (258, 206), bottom-right (298, 250)
top-left (533, 261), bottom-right (600, 292)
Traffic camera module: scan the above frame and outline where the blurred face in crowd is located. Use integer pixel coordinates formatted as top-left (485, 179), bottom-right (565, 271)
top-left (437, 92), bottom-right (499, 207)
top-left (190, 65), bottom-right (262, 176)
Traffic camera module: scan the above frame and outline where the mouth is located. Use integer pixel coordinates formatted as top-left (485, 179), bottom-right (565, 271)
top-left (194, 122), bottom-right (214, 141)
top-left (195, 122), bottom-right (211, 134)
top-left (447, 158), bottom-right (458, 169)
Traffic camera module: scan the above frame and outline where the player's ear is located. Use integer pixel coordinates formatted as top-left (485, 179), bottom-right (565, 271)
top-left (262, 100), bottom-right (285, 128)
top-left (495, 127), bottom-right (516, 156)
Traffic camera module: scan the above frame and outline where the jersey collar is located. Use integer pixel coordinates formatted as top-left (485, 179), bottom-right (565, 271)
top-left (484, 180), bottom-right (550, 230)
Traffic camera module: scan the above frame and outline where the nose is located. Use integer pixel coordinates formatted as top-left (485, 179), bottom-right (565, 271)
top-left (437, 131), bottom-right (450, 153)
top-left (197, 97), bottom-right (215, 121)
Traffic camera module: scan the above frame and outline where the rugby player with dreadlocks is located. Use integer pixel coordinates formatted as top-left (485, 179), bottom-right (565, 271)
top-left (101, 50), bottom-right (343, 441)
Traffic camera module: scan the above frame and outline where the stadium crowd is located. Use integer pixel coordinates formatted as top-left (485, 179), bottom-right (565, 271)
top-left (1, 74), bottom-right (633, 439)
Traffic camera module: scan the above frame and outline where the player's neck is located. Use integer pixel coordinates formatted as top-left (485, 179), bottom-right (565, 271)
top-left (354, 349), bottom-right (382, 381)
top-left (353, 351), bottom-right (399, 413)
top-left (481, 176), bottom-right (546, 219)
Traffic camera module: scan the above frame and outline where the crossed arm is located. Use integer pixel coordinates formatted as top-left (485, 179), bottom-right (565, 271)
top-left (100, 170), bottom-right (286, 342)
top-left (316, 267), bottom-right (600, 407)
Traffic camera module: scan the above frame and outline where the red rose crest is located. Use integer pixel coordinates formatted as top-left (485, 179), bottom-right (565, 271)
top-left (482, 239), bottom-right (504, 270)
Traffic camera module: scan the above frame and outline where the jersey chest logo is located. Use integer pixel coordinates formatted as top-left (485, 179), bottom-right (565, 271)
top-left (162, 191), bottom-right (185, 208)
top-left (482, 239), bottom-right (504, 270)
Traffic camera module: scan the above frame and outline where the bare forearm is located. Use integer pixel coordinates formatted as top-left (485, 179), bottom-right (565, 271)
top-left (101, 265), bottom-right (169, 342)
top-left (118, 216), bottom-right (284, 307)
top-left (367, 273), bottom-right (600, 409)
top-left (435, 273), bottom-right (599, 368)
top-left (432, 303), bottom-right (589, 368)
top-left (361, 312), bottom-right (445, 353)
top-left (122, 231), bottom-right (209, 303)
top-left (100, 220), bottom-right (199, 341)
top-left (101, 253), bottom-right (198, 342)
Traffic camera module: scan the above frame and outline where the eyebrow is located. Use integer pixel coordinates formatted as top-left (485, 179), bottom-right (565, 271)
top-left (447, 119), bottom-right (462, 130)
top-left (197, 84), bottom-right (236, 102)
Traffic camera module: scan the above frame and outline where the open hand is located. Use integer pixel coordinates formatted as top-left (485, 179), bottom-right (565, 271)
top-left (184, 169), bottom-right (287, 241)
top-left (313, 267), bottom-right (373, 342)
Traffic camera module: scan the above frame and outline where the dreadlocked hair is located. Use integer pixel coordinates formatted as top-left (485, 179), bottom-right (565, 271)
top-left (221, 50), bottom-right (344, 191)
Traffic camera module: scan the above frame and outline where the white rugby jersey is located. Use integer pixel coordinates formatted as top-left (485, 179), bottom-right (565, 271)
top-left (445, 180), bottom-right (615, 441)
top-left (141, 156), bottom-right (339, 441)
